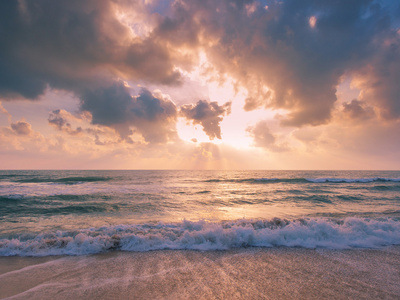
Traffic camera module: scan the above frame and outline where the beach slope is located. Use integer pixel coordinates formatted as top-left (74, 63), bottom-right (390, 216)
top-left (1, 247), bottom-right (400, 299)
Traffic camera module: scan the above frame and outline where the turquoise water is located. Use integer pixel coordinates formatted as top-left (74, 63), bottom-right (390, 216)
top-left (1, 170), bottom-right (400, 255)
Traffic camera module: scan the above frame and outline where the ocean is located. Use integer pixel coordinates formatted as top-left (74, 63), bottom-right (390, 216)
top-left (1, 170), bottom-right (400, 255)
top-left (1, 170), bottom-right (400, 299)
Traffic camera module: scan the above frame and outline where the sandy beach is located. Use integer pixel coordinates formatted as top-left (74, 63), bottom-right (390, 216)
top-left (1, 246), bottom-right (400, 299)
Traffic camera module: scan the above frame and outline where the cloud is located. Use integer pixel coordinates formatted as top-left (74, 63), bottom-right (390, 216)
top-left (81, 83), bottom-right (178, 143)
top-left (342, 99), bottom-right (375, 121)
top-left (11, 121), bottom-right (33, 136)
top-left (48, 109), bottom-right (83, 135)
top-left (154, 0), bottom-right (400, 127)
top-left (180, 100), bottom-right (231, 140)
top-left (0, 101), bottom-right (11, 123)
top-left (350, 35), bottom-right (400, 120)
top-left (0, 1), bottom-right (191, 145)
top-left (0, 0), bottom-right (181, 101)
top-left (0, 120), bottom-right (48, 155)
top-left (1, 0), bottom-right (399, 159)
top-left (48, 110), bottom-right (70, 130)
top-left (246, 121), bottom-right (289, 152)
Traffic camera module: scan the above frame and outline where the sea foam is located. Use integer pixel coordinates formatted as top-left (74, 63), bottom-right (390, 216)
top-left (1, 217), bottom-right (400, 256)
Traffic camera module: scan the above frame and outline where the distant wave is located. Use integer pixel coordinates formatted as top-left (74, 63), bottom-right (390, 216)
top-left (1, 217), bottom-right (400, 256)
top-left (0, 195), bottom-right (24, 202)
top-left (305, 178), bottom-right (400, 183)
top-left (204, 178), bottom-right (400, 184)
top-left (204, 178), bottom-right (307, 184)
top-left (4, 175), bottom-right (399, 185)
top-left (14, 176), bottom-right (112, 184)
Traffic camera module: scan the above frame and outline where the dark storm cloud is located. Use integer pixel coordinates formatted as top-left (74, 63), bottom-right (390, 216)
top-left (0, 0), bottom-right (181, 101)
top-left (180, 100), bottom-right (231, 140)
top-left (81, 83), bottom-right (178, 143)
top-left (155, 0), bottom-right (400, 126)
top-left (0, 0), bottom-right (184, 143)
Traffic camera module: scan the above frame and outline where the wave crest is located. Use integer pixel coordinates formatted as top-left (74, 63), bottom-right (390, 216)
top-left (1, 217), bottom-right (400, 256)
top-left (205, 177), bottom-right (400, 184)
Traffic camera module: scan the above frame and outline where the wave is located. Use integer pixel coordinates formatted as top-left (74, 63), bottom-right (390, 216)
top-left (1, 217), bottom-right (400, 256)
top-left (0, 195), bottom-right (24, 202)
top-left (14, 176), bottom-right (112, 184)
top-left (204, 178), bottom-right (291, 183)
top-left (306, 178), bottom-right (400, 183)
top-left (204, 177), bottom-right (400, 184)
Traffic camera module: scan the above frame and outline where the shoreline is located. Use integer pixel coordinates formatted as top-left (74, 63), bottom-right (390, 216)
top-left (1, 246), bottom-right (400, 299)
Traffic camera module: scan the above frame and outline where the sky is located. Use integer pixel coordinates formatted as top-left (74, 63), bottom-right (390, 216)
top-left (0, 0), bottom-right (400, 170)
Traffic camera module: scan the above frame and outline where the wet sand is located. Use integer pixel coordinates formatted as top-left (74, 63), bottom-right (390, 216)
top-left (1, 247), bottom-right (400, 299)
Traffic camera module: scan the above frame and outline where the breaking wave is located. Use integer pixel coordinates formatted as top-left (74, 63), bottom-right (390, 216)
top-left (1, 217), bottom-right (400, 256)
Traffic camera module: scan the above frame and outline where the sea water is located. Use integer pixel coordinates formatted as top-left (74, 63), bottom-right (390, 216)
top-left (1, 170), bottom-right (400, 256)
